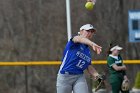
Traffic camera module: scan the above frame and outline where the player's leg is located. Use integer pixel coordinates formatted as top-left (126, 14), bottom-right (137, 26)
top-left (73, 74), bottom-right (89, 93)
top-left (110, 78), bottom-right (123, 93)
top-left (110, 77), bottom-right (122, 93)
top-left (109, 74), bottom-right (123, 93)
top-left (57, 85), bottom-right (72, 93)
top-left (111, 82), bottom-right (121, 93)
top-left (56, 74), bottom-right (72, 93)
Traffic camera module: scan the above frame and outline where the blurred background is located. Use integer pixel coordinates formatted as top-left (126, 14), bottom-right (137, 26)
top-left (0, 0), bottom-right (140, 93)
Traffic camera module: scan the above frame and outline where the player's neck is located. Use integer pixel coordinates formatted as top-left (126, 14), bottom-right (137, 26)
top-left (111, 53), bottom-right (118, 56)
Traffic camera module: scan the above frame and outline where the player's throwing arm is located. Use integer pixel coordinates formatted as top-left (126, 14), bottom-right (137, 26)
top-left (56, 24), bottom-right (102, 93)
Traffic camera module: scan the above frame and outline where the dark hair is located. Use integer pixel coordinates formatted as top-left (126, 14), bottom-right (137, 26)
top-left (107, 43), bottom-right (113, 56)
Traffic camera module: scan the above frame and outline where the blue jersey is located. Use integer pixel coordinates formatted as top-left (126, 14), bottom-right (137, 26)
top-left (59, 38), bottom-right (92, 74)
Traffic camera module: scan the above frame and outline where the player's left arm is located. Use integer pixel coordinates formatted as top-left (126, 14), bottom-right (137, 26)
top-left (123, 66), bottom-right (129, 81)
top-left (87, 65), bottom-right (99, 79)
top-left (121, 57), bottom-right (129, 80)
top-left (87, 64), bottom-right (106, 92)
top-left (124, 75), bottom-right (129, 80)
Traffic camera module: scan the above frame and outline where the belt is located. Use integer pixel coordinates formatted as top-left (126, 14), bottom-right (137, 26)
top-left (60, 71), bottom-right (82, 75)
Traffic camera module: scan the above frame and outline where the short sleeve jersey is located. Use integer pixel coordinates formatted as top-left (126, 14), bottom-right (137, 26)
top-left (59, 38), bottom-right (92, 74)
top-left (107, 54), bottom-right (126, 75)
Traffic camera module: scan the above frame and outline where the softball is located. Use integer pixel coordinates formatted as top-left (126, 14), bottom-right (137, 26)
top-left (85, 2), bottom-right (94, 10)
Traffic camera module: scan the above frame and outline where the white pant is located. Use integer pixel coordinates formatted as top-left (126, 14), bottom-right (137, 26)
top-left (56, 73), bottom-right (89, 93)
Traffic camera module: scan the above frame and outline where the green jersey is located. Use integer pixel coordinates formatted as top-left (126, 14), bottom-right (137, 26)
top-left (107, 55), bottom-right (129, 93)
top-left (107, 54), bottom-right (126, 75)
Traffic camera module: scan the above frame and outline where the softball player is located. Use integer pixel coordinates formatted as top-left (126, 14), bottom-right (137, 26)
top-left (56, 24), bottom-right (102, 93)
top-left (107, 45), bottom-right (129, 93)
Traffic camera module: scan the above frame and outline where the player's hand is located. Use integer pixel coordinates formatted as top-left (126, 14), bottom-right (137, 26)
top-left (94, 74), bottom-right (106, 92)
top-left (122, 65), bottom-right (127, 70)
top-left (95, 74), bottom-right (106, 81)
top-left (92, 43), bottom-right (102, 54)
top-left (92, 72), bottom-right (99, 80)
top-left (124, 76), bottom-right (129, 81)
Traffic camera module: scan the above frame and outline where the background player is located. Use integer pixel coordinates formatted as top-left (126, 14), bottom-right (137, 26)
top-left (107, 44), bottom-right (129, 93)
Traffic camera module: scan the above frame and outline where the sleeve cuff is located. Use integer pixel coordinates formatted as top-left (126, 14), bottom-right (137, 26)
top-left (109, 63), bottom-right (116, 67)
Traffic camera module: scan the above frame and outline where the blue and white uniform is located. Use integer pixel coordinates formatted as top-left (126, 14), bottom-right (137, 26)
top-left (57, 38), bottom-right (92, 93)
top-left (59, 38), bottom-right (91, 74)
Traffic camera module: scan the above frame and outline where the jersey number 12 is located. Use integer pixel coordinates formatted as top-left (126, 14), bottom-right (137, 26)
top-left (76, 60), bottom-right (85, 68)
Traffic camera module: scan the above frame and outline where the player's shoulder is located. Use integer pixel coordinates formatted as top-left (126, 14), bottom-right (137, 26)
top-left (66, 36), bottom-right (80, 47)
top-left (107, 56), bottom-right (114, 61)
top-left (107, 55), bottom-right (112, 59)
top-left (71, 35), bottom-right (79, 42)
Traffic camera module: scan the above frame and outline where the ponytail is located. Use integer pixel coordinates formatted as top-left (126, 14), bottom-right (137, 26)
top-left (107, 43), bottom-right (113, 56)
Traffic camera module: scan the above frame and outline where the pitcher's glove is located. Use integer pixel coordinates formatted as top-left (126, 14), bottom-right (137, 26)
top-left (94, 74), bottom-right (106, 92)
